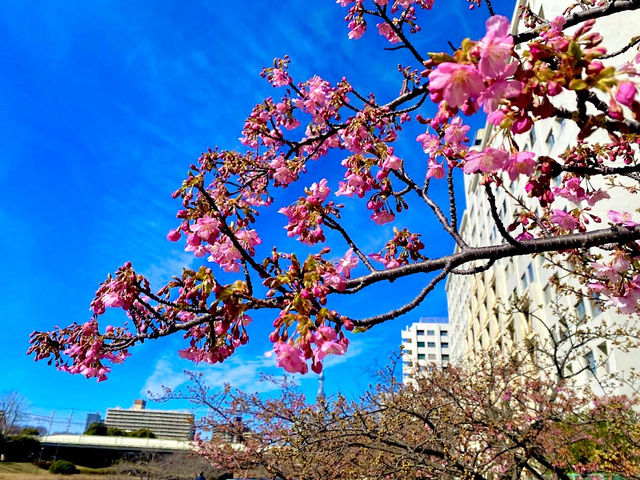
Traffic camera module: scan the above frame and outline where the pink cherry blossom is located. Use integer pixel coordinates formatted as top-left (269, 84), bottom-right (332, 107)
top-left (511, 116), bottom-right (533, 134)
top-left (347, 20), bottom-right (366, 40)
top-left (608, 210), bottom-right (638, 227)
top-left (426, 159), bottom-right (445, 179)
top-left (315, 339), bottom-right (347, 361)
top-left (273, 342), bottom-right (308, 374)
top-left (463, 147), bottom-right (508, 174)
top-left (478, 15), bottom-right (514, 78)
top-left (443, 116), bottom-right (470, 144)
top-left (616, 81), bottom-right (637, 107)
top-left (515, 231), bottom-right (533, 241)
top-left (381, 153), bottom-right (403, 170)
top-left (101, 292), bottom-right (126, 309)
top-left (503, 151), bottom-right (536, 181)
top-left (477, 64), bottom-right (521, 113)
top-left (377, 22), bottom-right (401, 44)
top-left (371, 210), bottom-right (395, 225)
top-left (428, 63), bottom-right (484, 108)
top-left (611, 251), bottom-right (631, 273)
top-left (336, 248), bottom-right (359, 278)
top-left (323, 271), bottom-right (346, 291)
top-left (191, 215), bottom-right (221, 243)
top-left (550, 210), bottom-right (579, 231)
top-left (167, 229), bottom-right (181, 242)
top-left (270, 155), bottom-right (298, 186)
top-left (608, 294), bottom-right (640, 315)
top-left (369, 253), bottom-right (401, 269)
top-left (271, 69), bottom-right (291, 87)
top-left (307, 179), bottom-right (331, 204)
top-left (553, 177), bottom-right (587, 204)
top-left (416, 132), bottom-right (441, 154)
top-left (590, 261), bottom-right (622, 283)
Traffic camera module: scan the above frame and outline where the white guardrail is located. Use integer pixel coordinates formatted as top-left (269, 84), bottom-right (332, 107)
top-left (38, 434), bottom-right (194, 451)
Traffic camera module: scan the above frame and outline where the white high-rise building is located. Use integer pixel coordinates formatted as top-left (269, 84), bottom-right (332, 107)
top-left (401, 318), bottom-right (450, 384)
top-left (445, 0), bottom-right (640, 395)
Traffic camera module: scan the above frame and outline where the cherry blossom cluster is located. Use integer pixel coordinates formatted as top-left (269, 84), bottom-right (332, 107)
top-left (338, 0), bottom-right (435, 42)
top-left (263, 249), bottom-right (355, 373)
top-left (278, 179), bottom-right (339, 245)
top-left (369, 227), bottom-right (425, 268)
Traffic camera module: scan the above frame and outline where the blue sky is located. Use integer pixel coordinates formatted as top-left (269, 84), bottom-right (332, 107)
top-left (0, 0), bottom-right (514, 433)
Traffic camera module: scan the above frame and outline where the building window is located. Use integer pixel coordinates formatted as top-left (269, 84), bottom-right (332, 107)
top-left (546, 131), bottom-right (555, 151)
top-left (441, 342), bottom-right (449, 349)
top-left (591, 294), bottom-right (603, 317)
top-left (585, 351), bottom-right (597, 375)
top-left (417, 353), bottom-right (426, 360)
top-left (440, 330), bottom-right (448, 336)
top-left (529, 127), bottom-right (536, 146)
top-left (442, 354), bottom-right (450, 362)
top-left (598, 343), bottom-right (610, 374)
top-left (417, 341), bottom-right (425, 348)
top-left (527, 263), bottom-right (534, 283)
top-left (416, 329), bottom-right (424, 336)
top-left (427, 330), bottom-right (435, 336)
top-left (405, 350), bottom-right (412, 355)
top-left (543, 285), bottom-right (553, 306)
top-left (428, 354), bottom-right (436, 360)
top-left (427, 342), bottom-right (436, 348)
top-left (575, 300), bottom-right (586, 321)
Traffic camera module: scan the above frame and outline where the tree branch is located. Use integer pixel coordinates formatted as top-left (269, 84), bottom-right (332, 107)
top-left (345, 225), bottom-right (640, 290)
top-left (513, 0), bottom-right (640, 45)
top-left (351, 268), bottom-right (449, 328)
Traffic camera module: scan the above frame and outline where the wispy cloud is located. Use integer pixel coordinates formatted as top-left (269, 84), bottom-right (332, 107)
top-left (143, 336), bottom-right (369, 399)
top-left (142, 352), bottom-right (289, 398)
top-left (142, 357), bottom-right (190, 397)
top-left (143, 249), bottom-right (196, 290)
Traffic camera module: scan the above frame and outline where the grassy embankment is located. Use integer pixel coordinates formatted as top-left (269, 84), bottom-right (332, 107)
top-left (0, 462), bottom-right (121, 480)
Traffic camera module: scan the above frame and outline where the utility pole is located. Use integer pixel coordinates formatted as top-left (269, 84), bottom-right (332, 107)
top-left (47, 412), bottom-right (54, 436)
top-left (65, 411), bottom-right (73, 434)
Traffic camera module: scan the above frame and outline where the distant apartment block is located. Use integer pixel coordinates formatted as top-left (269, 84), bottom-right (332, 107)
top-left (105, 400), bottom-right (194, 440)
top-left (401, 318), bottom-right (450, 383)
top-left (84, 412), bottom-right (102, 432)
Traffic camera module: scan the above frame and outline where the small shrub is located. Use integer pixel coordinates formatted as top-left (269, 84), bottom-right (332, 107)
top-left (4, 435), bottom-right (41, 461)
top-left (106, 426), bottom-right (125, 436)
top-left (49, 459), bottom-right (78, 475)
top-left (84, 421), bottom-right (107, 436)
top-left (128, 428), bottom-right (156, 438)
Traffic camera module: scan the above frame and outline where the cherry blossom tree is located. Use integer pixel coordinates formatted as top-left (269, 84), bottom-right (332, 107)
top-left (171, 353), bottom-right (640, 480)
top-left (28, 0), bottom-right (640, 380)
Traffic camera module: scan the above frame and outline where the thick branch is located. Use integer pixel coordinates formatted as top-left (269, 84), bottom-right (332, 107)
top-left (345, 225), bottom-right (640, 290)
top-left (513, 0), bottom-right (640, 45)
top-left (561, 162), bottom-right (640, 176)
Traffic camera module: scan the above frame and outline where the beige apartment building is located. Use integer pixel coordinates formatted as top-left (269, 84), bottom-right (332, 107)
top-left (105, 399), bottom-right (195, 440)
top-left (445, 0), bottom-right (640, 395)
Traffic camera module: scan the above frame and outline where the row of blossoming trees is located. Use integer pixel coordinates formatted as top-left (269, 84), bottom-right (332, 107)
top-left (28, 0), bottom-right (640, 476)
